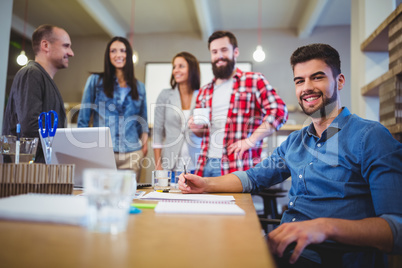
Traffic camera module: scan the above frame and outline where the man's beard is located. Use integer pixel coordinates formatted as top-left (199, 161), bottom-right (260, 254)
top-left (212, 57), bottom-right (235, 79)
top-left (299, 83), bottom-right (338, 118)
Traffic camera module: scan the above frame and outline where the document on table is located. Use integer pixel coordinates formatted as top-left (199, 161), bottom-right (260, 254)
top-left (154, 201), bottom-right (245, 215)
top-left (141, 191), bottom-right (236, 202)
top-left (0, 194), bottom-right (88, 225)
top-left (142, 192), bottom-right (245, 215)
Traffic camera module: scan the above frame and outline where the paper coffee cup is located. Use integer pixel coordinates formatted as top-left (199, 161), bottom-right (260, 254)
top-left (193, 108), bottom-right (210, 125)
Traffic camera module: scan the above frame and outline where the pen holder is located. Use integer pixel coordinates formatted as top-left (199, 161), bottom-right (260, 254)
top-left (0, 163), bottom-right (75, 198)
top-left (0, 135), bottom-right (38, 163)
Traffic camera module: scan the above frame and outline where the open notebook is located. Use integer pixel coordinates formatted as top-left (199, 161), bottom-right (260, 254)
top-left (154, 201), bottom-right (245, 215)
top-left (142, 192), bottom-right (245, 215)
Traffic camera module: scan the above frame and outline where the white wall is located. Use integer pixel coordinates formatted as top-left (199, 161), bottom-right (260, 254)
top-left (350, 0), bottom-right (395, 120)
top-left (0, 0), bottom-right (13, 133)
top-left (54, 26), bottom-right (351, 126)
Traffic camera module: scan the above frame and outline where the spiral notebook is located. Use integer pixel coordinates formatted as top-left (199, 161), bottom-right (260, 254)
top-left (141, 192), bottom-right (236, 202)
top-left (154, 200), bottom-right (245, 215)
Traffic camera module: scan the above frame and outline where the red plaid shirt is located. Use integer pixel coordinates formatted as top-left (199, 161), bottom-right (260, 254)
top-left (195, 68), bottom-right (288, 176)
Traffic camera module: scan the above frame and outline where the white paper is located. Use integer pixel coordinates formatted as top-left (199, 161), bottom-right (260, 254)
top-left (0, 194), bottom-right (88, 225)
top-left (155, 201), bottom-right (245, 215)
top-left (141, 192), bottom-right (235, 202)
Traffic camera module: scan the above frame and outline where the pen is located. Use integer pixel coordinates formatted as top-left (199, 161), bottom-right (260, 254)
top-left (184, 164), bottom-right (188, 185)
top-left (15, 123), bottom-right (20, 164)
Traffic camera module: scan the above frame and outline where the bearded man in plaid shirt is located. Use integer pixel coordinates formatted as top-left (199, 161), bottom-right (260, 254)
top-left (189, 31), bottom-right (288, 177)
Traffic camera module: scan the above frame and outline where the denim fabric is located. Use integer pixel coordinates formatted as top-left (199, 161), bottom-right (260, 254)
top-left (203, 158), bottom-right (222, 177)
top-left (234, 107), bottom-right (402, 254)
top-left (77, 74), bottom-right (149, 153)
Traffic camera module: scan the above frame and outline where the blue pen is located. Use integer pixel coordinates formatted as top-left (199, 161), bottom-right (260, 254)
top-left (15, 124), bottom-right (21, 164)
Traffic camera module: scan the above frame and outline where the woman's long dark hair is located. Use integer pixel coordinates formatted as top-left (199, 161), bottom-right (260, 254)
top-left (96, 36), bottom-right (138, 100)
top-left (170, 51), bottom-right (200, 91)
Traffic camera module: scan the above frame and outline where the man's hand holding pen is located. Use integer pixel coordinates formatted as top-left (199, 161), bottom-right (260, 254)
top-left (178, 172), bottom-right (207, 194)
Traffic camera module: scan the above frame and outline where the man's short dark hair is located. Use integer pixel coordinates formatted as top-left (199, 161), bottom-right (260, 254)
top-left (208, 31), bottom-right (238, 50)
top-left (32, 24), bottom-right (57, 55)
top-left (290, 43), bottom-right (341, 78)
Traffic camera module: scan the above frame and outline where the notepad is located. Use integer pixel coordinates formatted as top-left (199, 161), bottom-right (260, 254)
top-left (0, 194), bottom-right (88, 226)
top-left (141, 191), bottom-right (236, 202)
top-left (154, 200), bottom-right (245, 215)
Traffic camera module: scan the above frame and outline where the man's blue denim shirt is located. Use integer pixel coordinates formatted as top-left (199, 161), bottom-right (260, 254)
top-left (234, 107), bottom-right (402, 253)
top-left (77, 74), bottom-right (149, 153)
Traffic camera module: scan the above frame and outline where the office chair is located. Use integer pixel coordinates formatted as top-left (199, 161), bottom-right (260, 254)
top-left (281, 241), bottom-right (387, 267)
top-left (254, 188), bottom-right (392, 267)
top-left (252, 187), bottom-right (287, 233)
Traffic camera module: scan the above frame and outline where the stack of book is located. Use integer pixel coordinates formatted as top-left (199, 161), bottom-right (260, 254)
top-left (0, 163), bottom-right (75, 198)
top-left (379, 75), bottom-right (402, 128)
top-left (388, 11), bottom-right (402, 70)
top-left (379, 9), bottom-right (402, 141)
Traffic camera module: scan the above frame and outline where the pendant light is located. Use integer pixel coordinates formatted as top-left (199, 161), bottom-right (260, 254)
top-left (130, 0), bottom-right (139, 65)
top-left (253, 0), bottom-right (266, 62)
top-left (17, 0), bottom-right (29, 66)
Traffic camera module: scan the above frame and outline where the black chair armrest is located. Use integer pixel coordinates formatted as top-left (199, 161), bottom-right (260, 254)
top-left (259, 218), bottom-right (281, 225)
top-left (284, 241), bottom-right (377, 253)
top-left (282, 241), bottom-right (384, 267)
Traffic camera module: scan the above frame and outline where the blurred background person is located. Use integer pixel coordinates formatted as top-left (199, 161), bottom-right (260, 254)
top-left (2, 24), bottom-right (74, 163)
top-left (153, 52), bottom-right (202, 175)
top-left (189, 31), bottom-right (288, 177)
top-left (77, 36), bottom-right (148, 181)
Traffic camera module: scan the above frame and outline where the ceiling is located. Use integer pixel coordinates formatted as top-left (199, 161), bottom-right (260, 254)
top-left (11, 0), bottom-right (351, 41)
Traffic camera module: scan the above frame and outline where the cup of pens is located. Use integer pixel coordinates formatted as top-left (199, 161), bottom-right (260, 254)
top-left (170, 170), bottom-right (183, 193)
top-left (0, 135), bottom-right (38, 164)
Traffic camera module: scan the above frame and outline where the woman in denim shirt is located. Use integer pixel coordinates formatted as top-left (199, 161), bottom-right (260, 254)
top-left (77, 36), bottom-right (149, 181)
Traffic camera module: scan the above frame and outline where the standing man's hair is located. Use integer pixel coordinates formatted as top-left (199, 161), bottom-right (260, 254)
top-left (208, 31), bottom-right (238, 50)
top-left (32, 24), bottom-right (57, 55)
top-left (290, 43), bottom-right (341, 78)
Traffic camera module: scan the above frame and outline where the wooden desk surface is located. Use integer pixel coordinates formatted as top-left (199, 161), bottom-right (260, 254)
top-left (0, 192), bottom-right (275, 268)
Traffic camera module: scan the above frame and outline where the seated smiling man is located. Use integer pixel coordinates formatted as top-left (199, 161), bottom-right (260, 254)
top-left (179, 43), bottom-right (402, 267)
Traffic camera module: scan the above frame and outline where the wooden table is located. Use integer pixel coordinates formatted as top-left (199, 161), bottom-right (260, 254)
top-left (0, 191), bottom-right (276, 268)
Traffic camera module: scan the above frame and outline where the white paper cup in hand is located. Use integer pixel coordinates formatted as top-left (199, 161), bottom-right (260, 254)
top-left (193, 108), bottom-right (210, 125)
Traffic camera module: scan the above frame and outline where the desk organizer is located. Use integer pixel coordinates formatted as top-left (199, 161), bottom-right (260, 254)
top-left (0, 163), bottom-right (75, 198)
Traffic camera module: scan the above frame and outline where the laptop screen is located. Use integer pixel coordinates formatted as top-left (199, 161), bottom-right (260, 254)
top-left (39, 127), bottom-right (116, 187)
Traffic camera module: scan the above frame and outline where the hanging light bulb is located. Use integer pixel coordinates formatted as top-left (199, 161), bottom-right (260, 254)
top-left (17, 50), bottom-right (28, 66)
top-left (253, 45), bottom-right (266, 62)
top-left (132, 50), bottom-right (139, 64)
top-left (129, 0), bottom-right (139, 65)
top-left (253, 0), bottom-right (266, 63)
top-left (17, 0), bottom-right (29, 66)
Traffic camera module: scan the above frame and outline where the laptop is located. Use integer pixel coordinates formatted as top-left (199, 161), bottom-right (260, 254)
top-left (40, 127), bottom-right (117, 187)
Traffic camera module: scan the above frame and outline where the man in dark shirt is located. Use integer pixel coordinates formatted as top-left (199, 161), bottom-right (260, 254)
top-left (2, 24), bottom-right (74, 163)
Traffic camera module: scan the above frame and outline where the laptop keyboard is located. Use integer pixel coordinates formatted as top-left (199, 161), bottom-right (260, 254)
top-left (137, 183), bottom-right (152, 188)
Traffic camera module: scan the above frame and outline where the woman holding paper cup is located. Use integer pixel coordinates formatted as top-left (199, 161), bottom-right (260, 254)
top-left (77, 37), bottom-right (149, 181)
top-left (153, 52), bottom-right (202, 174)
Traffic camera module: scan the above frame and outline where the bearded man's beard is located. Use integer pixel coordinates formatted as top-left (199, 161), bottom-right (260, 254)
top-left (212, 57), bottom-right (235, 79)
